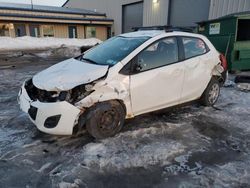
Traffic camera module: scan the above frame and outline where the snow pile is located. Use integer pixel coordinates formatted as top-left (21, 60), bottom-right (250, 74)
top-left (80, 125), bottom-right (185, 171)
top-left (236, 83), bottom-right (250, 91)
top-left (0, 36), bottom-right (101, 51)
top-left (32, 46), bottom-right (83, 58)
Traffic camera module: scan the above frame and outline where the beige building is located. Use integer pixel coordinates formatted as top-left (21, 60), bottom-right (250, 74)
top-left (0, 3), bottom-right (113, 40)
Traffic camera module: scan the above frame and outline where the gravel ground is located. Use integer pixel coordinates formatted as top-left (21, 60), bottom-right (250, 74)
top-left (0, 54), bottom-right (250, 188)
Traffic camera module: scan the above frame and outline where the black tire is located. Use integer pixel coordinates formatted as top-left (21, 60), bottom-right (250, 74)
top-left (200, 78), bottom-right (220, 106)
top-left (86, 100), bottom-right (125, 139)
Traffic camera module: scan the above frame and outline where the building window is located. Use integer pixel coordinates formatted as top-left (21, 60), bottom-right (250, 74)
top-left (29, 25), bottom-right (40, 37)
top-left (68, 26), bottom-right (77, 38)
top-left (15, 24), bottom-right (26, 37)
top-left (86, 27), bottom-right (96, 38)
top-left (43, 25), bottom-right (54, 37)
top-left (0, 24), bottom-right (10, 36)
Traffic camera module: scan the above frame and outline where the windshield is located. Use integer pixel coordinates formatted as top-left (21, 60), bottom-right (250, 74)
top-left (80, 36), bottom-right (150, 66)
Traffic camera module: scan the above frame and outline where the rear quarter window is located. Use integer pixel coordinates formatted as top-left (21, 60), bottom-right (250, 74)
top-left (182, 37), bottom-right (208, 59)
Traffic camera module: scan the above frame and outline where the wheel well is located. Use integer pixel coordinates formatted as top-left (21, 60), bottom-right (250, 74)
top-left (213, 75), bottom-right (224, 86)
top-left (116, 99), bottom-right (127, 115)
top-left (73, 99), bottom-right (127, 135)
top-left (87, 99), bottom-right (127, 114)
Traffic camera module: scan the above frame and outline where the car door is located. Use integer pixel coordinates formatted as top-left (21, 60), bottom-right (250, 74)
top-left (180, 37), bottom-right (212, 103)
top-left (129, 37), bottom-right (185, 115)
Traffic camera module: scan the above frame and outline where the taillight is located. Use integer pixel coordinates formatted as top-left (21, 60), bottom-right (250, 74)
top-left (219, 54), bottom-right (227, 71)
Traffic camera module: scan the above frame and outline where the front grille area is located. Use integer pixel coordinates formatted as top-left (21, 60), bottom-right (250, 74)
top-left (28, 106), bottom-right (38, 121)
top-left (24, 79), bottom-right (90, 104)
top-left (25, 79), bottom-right (59, 103)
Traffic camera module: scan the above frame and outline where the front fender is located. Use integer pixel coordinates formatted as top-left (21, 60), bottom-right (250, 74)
top-left (75, 80), bottom-right (133, 117)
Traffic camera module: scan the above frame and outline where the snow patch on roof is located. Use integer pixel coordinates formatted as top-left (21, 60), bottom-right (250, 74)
top-left (0, 2), bottom-right (105, 15)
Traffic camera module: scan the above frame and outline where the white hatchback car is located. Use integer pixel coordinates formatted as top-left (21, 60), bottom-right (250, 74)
top-left (18, 30), bottom-right (227, 139)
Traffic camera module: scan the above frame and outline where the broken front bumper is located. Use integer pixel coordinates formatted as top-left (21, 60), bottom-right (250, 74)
top-left (18, 83), bottom-right (81, 135)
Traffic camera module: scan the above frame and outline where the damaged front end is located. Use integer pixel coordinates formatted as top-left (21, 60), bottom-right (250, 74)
top-left (24, 79), bottom-right (94, 105)
top-left (18, 76), bottom-right (104, 135)
top-left (17, 57), bottom-right (112, 135)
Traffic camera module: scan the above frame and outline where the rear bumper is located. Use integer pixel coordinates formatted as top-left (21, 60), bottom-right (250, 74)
top-left (18, 83), bottom-right (81, 135)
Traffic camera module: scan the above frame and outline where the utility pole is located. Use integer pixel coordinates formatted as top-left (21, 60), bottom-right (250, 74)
top-left (31, 0), bottom-right (34, 10)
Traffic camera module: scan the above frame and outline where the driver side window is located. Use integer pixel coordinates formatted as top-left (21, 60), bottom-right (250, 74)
top-left (135, 37), bottom-right (178, 72)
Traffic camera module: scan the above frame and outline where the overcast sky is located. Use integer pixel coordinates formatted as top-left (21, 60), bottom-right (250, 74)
top-left (0, 0), bottom-right (67, 6)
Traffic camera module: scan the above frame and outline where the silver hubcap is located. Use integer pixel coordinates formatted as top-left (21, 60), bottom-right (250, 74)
top-left (208, 83), bottom-right (220, 105)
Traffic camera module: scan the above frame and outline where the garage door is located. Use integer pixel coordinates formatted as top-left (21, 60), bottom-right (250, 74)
top-left (169, 0), bottom-right (210, 27)
top-left (122, 2), bottom-right (143, 33)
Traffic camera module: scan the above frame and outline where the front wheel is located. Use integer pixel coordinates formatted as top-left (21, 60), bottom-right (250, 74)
top-left (86, 101), bottom-right (125, 139)
top-left (200, 78), bottom-right (220, 106)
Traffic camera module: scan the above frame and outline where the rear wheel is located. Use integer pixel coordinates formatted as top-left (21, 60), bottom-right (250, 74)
top-left (200, 78), bottom-right (220, 106)
top-left (86, 101), bottom-right (125, 139)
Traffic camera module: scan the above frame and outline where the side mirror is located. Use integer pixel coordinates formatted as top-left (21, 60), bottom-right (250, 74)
top-left (121, 56), bottom-right (143, 74)
top-left (134, 63), bottom-right (142, 72)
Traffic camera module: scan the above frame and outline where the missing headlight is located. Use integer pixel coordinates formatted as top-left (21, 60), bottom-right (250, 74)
top-left (25, 79), bottom-right (59, 102)
top-left (25, 79), bottom-right (95, 104)
top-left (69, 84), bottom-right (94, 104)
top-left (58, 91), bottom-right (71, 102)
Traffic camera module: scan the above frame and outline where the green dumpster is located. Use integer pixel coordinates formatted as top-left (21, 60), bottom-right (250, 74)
top-left (198, 12), bottom-right (250, 71)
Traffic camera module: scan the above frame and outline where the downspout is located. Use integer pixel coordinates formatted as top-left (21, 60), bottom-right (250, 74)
top-left (84, 25), bottom-right (86, 39)
top-left (167, 0), bottom-right (172, 26)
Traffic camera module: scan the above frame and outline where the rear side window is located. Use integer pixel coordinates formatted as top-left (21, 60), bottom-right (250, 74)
top-left (182, 37), bottom-right (207, 59)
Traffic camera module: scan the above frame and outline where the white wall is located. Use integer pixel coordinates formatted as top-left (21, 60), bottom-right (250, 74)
top-left (209, 0), bottom-right (250, 20)
top-left (143, 0), bottom-right (169, 26)
top-left (65, 0), bottom-right (250, 35)
top-left (64, 0), bottom-right (142, 35)
top-left (64, 0), bottom-right (171, 35)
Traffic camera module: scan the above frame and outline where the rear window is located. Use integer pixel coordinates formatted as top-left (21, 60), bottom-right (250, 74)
top-left (182, 37), bottom-right (208, 59)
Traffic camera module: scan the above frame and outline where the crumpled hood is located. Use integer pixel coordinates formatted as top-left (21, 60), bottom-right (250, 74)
top-left (33, 58), bottom-right (109, 91)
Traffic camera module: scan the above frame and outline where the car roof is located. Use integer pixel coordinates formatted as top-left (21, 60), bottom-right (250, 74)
top-left (119, 30), bottom-right (205, 39)
top-left (119, 30), bottom-right (165, 38)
